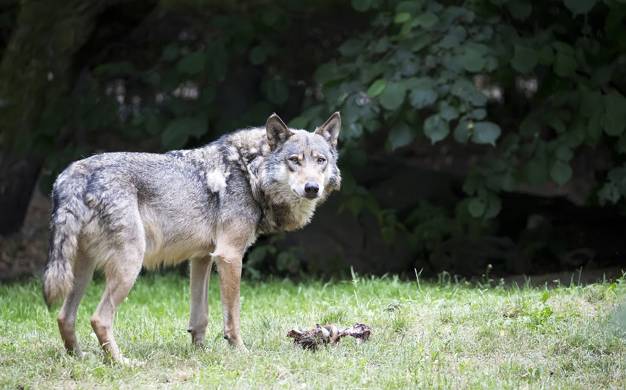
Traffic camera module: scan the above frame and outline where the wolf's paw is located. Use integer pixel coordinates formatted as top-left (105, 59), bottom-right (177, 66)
top-left (238, 345), bottom-right (249, 353)
top-left (233, 343), bottom-right (249, 353)
top-left (114, 356), bottom-right (145, 368)
top-left (68, 349), bottom-right (86, 359)
top-left (224, 335), bottom-right (248, 352)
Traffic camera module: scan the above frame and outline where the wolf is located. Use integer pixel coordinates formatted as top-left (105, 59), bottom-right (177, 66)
top-left (42, 112), bottom-right (341, 362)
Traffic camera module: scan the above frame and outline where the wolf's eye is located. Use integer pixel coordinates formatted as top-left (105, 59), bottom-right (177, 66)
top-left (288, 156), bottom-right (300, 164)
top-left (317, 157), bottom-right (326, 164)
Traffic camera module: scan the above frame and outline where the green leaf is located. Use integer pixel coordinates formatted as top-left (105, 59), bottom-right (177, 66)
top-left (367, 79), bottom-right (387, 97)
top-left (163, 116), bottom-right (207, 144)
top-left (162, 45), bottom-right (179, 62)
top-left (454, 119), bottom-right (471, 143)
top-left (414, 12), bottom-right (439, 29)
top-left (565, 118), bottom-right (586, 147)
top-left (338, 39), bottom-right (364, 57)
top-left (177, 51), bottom-right (207, 75)
top-left (410, 90), bottom-right (438, 109)
top-left (314, 62), bottom-right (348, 84)
top-left (161, 130), bottom-right (188, 150)
top-left (618, 134), bottom-right (626, 154)
top-left (145, 114), bottom-right (162, 135)
top-left (423, 115), bottom-right (450, 144)
top-left (411, 34), bottom-right (433, 52)
top-left (468, 197), bottom-right (486, 218)
top-left (439, 101), bottom-right (459, 121)
top-left (93, 61), bottom-right (136, 76)
top-left (162, 116), bottom-right (207, 149)
top-left (351, 0), bottom-right (372, 12)
top-left (563, 0), bottom-right (597, 15)
top-left (598, 182), bottom-right (621, 205)
top-left (249, 45), bottom-right (268, 65)
top-left (407, 78), bottom-right (437, 108)
top-left (538, 46), bottom-right (554, 65)
top-left (289, 116), bottom-right (309, 129)
top-left (262, 78), bottom-right (289, 105)
top-left (461, 45), bottom-right (487, 73)
top-left (484, 193), bottom-right (502, 219)
top-left (604, 92), bottom-right (626, 136)
top-left (553, 41), bottom-right (575, 55)
top-left (580, 91), bottom-right (602, 117)
top-left (555, 145), bottom-right (573, 161)
top-left (511, 45), bottom-right (538, 74)
top-left (379, 81), bottom-right (406, 110)
top-left (554, 51), bottom-right (577, 77)
top-left (520, 115), bottom-right (540, 136)
top-left (550, 160), bottom-right (573, 185)
top-left (451, 79), bottom-right (487, 106)
top-left (439, 26), bottom-right (467, 49)
top-left (526, 158), bottom-right (549, 184)
top-left (209, 49), bottom-right (228, 82)
top-left (548, 116), bottom-right (566, 133)
top-left (372, 37), bottom-right (391, 53)
top-left (587, 108), bottom-right (604, 144)
top-left (507, 1), bottom-right (532, 20)
top-left (396, 1), bottom-right (420, 14)
top-left (394, 12), bottom-right (411, 24)
top-left (591, 65), bottom-right (613, 86)
top-left (472, 121), bottom-right (501, 145)
top-left (389, 123), bottom-right (415, 150)
top-left (142, 71), bottom-right (160, 86)
top-left (469, 108), bottom-right (486, 120)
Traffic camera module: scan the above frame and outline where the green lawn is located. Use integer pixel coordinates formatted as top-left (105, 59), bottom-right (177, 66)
top-left (1, 272), bottom-right (625, 389)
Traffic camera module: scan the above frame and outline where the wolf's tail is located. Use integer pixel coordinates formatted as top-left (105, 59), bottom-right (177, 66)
top-left (43, 171), bottom-right (89, 307)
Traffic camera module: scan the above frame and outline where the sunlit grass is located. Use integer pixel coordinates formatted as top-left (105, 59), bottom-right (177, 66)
top-left (0, 272), bottom-right (624, 388)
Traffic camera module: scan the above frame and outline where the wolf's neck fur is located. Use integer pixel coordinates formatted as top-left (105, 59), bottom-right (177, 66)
top-left (255, 185), bottom-right (318, 233)
top-left (225, 128), bottom-right (319, 233)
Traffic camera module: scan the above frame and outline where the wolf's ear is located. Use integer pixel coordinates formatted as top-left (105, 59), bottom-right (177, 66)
top-left (266, 113), bottom-right (293, 150)
top-left (314, 112), bottom-right (341, 148)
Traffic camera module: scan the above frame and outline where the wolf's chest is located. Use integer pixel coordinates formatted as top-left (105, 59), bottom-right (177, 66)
top-left (260, 200), bottom-right (317, 233)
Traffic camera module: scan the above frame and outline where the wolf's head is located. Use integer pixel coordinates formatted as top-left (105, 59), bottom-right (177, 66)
top-left (260, 112), bottom-right (341, 204)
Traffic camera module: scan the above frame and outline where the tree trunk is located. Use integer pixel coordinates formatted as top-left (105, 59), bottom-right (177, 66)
top-left (0, 0), bottom-right (111, 234)
top-left (0, 154), bottom-right (43, 234)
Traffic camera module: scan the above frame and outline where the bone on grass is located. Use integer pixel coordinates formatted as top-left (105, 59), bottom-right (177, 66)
top-left (287, 323), bottom-right (371, 350)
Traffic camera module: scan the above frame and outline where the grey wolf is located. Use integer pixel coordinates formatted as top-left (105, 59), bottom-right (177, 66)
top-left (42, 112), bottom-right (341, 362)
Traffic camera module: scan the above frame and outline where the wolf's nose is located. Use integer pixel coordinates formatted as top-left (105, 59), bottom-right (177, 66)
top-left (304, 182), bottom-right (319, 197)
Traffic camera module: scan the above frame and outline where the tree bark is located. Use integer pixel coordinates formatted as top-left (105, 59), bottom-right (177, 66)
top-left (0, 1), bottom-right (111, 234)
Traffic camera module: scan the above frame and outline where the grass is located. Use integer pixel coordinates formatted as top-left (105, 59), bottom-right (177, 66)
top-left (1, 272), bottom-right (625, 389)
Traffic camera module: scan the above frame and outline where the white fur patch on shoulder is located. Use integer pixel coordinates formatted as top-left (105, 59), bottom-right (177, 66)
top-left (206, 170), bottom-right (227, 193)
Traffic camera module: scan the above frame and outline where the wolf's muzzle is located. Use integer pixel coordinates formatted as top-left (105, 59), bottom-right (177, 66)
top-left (304, 182), bottom-right (319, 199)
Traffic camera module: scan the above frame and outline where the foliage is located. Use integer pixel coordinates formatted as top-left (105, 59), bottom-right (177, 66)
top-left (7, 0), bottom-right (626, 273)
top-left (299, 0), bottom-right (626, 221)
top-left (244, 235), bottom-right (304, 279)
top-left (36, 1), bottom-right (352, 188)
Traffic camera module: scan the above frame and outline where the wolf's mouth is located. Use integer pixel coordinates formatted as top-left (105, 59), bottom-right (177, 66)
top-left (292, 188), bottom-right (317, 200)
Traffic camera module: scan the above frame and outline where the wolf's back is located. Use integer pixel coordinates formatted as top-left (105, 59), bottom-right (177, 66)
top-left (43, 164), bottom-right (91, 307)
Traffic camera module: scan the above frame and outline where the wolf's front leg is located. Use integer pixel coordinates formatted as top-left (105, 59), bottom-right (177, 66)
top-left (212, 225), bottom-right (253, 349)
top-left (215, 252), bottom-right (244, 348)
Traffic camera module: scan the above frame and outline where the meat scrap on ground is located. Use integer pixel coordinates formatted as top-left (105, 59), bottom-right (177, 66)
top-left (287, 323), bottom-right (371, 350)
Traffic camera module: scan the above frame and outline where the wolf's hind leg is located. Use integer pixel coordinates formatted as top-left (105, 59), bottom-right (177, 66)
top-left (90, 248), bottom-right (143, 363)
top-left (188, 255), bottom-right (214, 346)
top-left (57, 253), bottom-right (96, 356)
